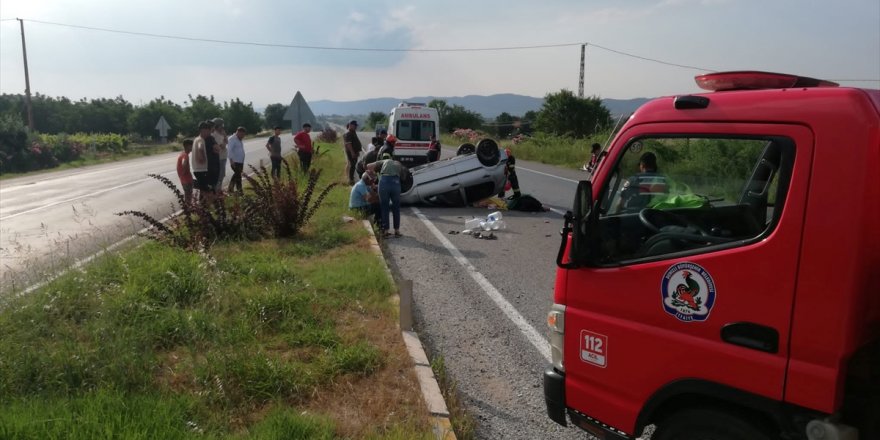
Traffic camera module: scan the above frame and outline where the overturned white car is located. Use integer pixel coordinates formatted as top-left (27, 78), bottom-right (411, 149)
top-left (399, 139), bottom-right (508, 206)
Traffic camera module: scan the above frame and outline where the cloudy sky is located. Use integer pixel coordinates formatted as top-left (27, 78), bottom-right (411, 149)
top-left (1, 0), bottom-right (878, 108)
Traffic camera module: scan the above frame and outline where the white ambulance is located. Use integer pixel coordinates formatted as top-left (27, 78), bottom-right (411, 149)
top-left (388, 102), bottom-right (440, 165)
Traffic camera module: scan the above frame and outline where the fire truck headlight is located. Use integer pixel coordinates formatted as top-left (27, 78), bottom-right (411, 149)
top-left (547, 304), bottom-right (565, 372)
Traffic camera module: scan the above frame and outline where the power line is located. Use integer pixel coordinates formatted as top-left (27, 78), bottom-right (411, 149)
top-left (588, 43), bottom-right (715, 72)
top-left (8, 18), bottom-right (879, 81)
top-left (19, 18), bottom-right (719, 73)
top-left (23, 19), bottom-right (582, 53)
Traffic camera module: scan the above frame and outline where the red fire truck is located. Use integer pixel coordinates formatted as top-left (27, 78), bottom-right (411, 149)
top-left (545, 71), bottom-right (879, 440)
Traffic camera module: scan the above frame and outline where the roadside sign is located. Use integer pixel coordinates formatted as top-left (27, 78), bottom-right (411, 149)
top-left (155, 116), bottom-right (171, 143)
top-left (283, 91), bottom-right (316, 131)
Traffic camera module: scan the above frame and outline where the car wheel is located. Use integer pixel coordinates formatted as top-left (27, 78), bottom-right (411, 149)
top-left (457, 143), bottom-right (476, 156)
top-left (476, 139), bottom-right (501, 166)
top-left (652, 408), bottom-right (774, 440)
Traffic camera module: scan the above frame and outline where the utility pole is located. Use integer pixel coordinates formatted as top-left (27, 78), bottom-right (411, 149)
top-left (17, 18), bottom-right (35, 132)
top-left (578, 44), bottom-right (586, 98)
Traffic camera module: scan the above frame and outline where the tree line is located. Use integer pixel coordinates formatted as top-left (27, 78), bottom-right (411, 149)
top-left (0, 94), bottom-right (277, 140)
top-left (359, 90), bottom-right (612, 140)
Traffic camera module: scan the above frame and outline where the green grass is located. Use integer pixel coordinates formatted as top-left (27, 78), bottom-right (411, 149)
top-left (0, 144), bottom-right (431, 438)
top-left (431, 355), bottom-right (477, 440)
top-left (441, 131), bottom-right (610, 170)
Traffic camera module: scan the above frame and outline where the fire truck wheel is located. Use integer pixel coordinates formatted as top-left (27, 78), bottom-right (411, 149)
top-left (475, 139), bottom-right (501, 166)
top-left (652, 407), bottom-right (774, 440)
top-left (456, 143), bottom-right (476, 156)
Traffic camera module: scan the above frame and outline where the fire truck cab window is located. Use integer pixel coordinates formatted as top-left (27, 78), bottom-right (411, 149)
top-left (595, 136), bottom-right (793, 263)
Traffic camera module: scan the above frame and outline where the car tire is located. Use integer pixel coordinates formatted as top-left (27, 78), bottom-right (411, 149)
top-left (476, 139), bottom-right (501, 166)
top-left (456, 143), bottom-right (476, 156)
top-left (652, 408), bottom-right (775, 440)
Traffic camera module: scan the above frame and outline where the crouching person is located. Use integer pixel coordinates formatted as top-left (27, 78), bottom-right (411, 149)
top-left (349, 169), bottom-right (379, 223)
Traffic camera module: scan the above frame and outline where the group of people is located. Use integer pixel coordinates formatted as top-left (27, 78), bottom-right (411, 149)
top-left (176, 119), bottom-right (315, 205)
top-left (175, 118), bottom-right (246, 205)
top-left (345, 120), bottom-right (406, 238)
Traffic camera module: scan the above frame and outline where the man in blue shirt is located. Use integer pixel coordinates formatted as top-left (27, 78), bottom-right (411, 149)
top-left (349, 170), bottom-right (379, 223)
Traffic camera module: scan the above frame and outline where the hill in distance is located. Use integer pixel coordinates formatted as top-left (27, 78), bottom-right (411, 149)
top-left (309, 93), bottom-right (651, 119)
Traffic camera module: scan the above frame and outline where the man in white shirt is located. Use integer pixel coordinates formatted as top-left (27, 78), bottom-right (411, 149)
top-left (227, 126), bottom-right (246, 193)
top-left (192, 121), bottom-right (212, 200)
top-left (211, 117), bottom-right (228, 190)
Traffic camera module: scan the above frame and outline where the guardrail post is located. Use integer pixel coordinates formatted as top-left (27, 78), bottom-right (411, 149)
top-left (399, 279), bottom-right (414, 331)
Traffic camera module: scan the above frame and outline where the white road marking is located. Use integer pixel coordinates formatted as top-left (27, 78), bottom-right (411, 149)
top-left (516, 166), bottom-right (580, 183)
top-left (411, 207), bottom-right (552, 363)
top-left (0, 171), bottom-right (177, 221)
top-left (547, 207), bottom-right (567, 216)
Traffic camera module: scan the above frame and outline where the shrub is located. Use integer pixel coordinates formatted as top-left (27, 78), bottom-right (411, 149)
top-left (118, 161), bottom-right (337, 251)
top-left (0, 113), bottom-right (35, 173)
top-left (116, 174), bottom-right (251, 251)
top-left (243, 159), bottom-right (338, 238)
top-left (317, 127), bottom-right (337, 143)
top-left (451, 128), bottom-right (485, 142)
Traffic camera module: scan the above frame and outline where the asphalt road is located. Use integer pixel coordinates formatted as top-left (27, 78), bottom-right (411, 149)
top-left (374, 137), bottom-right (596, 439)
top-left (0, 134), bottom-right (301, 292)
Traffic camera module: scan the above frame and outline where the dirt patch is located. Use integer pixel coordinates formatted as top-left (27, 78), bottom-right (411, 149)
top-left (305, 309), bottom-right (431, 438)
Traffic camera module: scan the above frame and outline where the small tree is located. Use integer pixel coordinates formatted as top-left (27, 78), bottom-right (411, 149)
top-left (263, 103), bottom-right (287, 130)
top-left (534, 90), bottom-right (611, 138)
top-left (366, 111), bottom-right (386, 130)
top-left (182, 95), bottom-right (223, 136)
top-left (128, 97), bottom-right (184, 139)
top-left (443, 104), bottom-right (483, 132)
top-left (222, 98), bottom-right (262, 134)
top-left (494, 112), bottom-right (515, 138)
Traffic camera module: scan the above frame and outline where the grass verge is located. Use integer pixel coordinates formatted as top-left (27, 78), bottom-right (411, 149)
top-left (431, 355), bottom-right (477, 440)
top-left (0, 145), bottom-right (433, 439)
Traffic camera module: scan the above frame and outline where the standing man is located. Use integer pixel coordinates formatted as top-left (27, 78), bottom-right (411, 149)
top-left (427, 134), bottom-right (442, 162)
top-left (205, 120), bottom-right (220, 194)
top-left (212, 118), bottom-right (228, 190)
top-left (343, 120), bottom-right (362, 185)
top-left (266, 126), bottom-right (283, 179)
top-left (192, 121), bottom-right (213, 201)
top-left (293, 123), bottom-right (314, 174)
top-left (498, 148), bottom-right (521, 199)
top-left (177, 139), bottom-right (194, 205)
top-left (227, 126), bottom-right (246, 193)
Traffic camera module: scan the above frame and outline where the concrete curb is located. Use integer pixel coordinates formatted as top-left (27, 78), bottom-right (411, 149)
top-left (361, 220), bottom-right (457, 440)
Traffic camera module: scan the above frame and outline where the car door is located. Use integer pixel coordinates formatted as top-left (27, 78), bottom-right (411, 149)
top-left (563, 122), bottom-right (813, 434)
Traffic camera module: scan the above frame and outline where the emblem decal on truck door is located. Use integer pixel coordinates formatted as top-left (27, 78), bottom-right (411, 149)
top-left (661, 262), bottom-right (716, 322)
top-left (580, 330), bottom-right (608, 368)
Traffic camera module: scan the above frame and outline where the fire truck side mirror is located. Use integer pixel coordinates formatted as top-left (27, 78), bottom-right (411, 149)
top-left (570, 180), bottom-right (598, 266)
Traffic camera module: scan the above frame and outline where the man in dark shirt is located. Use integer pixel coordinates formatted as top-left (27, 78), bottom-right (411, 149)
top-left (266, 126), bottom-right (283, 178)
top-left (204, 120), bottom-right (220, 193)
top-left (343, 120), bottom-right (362, 185)
top-left (356, 148), bottom-right (379, 177)
top-left (618, 152), bottom-right (669, 212)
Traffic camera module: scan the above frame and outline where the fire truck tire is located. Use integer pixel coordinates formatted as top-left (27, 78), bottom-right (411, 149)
top-left (456, 143), bottom-right (476, 156)
top-left (652, 408), bottom-right (774, 440)
top-left (476, 139), bottom-right (501, 166)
